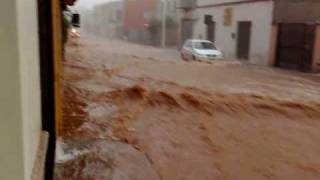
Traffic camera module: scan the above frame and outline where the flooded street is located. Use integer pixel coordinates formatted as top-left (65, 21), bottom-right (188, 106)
top-left (56, 38), bottom-right (320, 180)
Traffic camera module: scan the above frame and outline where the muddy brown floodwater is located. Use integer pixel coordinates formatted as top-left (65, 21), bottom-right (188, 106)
top-left (55, 38), bottom-right (320, 180)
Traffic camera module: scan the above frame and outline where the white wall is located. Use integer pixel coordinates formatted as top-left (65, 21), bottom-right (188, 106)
top-left (0, 0), bottom-right (25, 179)
top-left (198, 0), bottom-right (247, 6)
top-left (0, 0), bottom-right (42, 179)
top-left (193, 1), bottom-right (274, 64)
top-left (17, 0), bottom-right (42, 178)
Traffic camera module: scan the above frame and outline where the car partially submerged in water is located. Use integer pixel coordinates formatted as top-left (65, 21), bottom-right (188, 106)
top-left (181, 39), bottom-right (223, 61)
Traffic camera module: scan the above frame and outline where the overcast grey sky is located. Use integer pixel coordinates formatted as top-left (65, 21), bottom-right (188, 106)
top-left (75, 0), bottom-right (119, 9)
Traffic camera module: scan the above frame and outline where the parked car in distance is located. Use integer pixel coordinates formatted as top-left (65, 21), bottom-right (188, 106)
top-left (69, 27), bottom-right (80, 38)
top-left (69, 13), bottom-right (81, 38)
top-left (181, 39), bottom-right (223, 61)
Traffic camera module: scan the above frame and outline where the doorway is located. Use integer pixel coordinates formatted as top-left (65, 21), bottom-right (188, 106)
top-left (275, 23), bottom-right (315, 72)
top-left (181, 19), bottom-right (194, 47)
top-left (237, 21), bottom-right (252, 60)
top-left (205, 15), bottom-right (215, 42)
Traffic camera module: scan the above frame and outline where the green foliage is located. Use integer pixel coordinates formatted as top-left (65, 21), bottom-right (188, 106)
top-left (62, 15), bottom-right (70, 45)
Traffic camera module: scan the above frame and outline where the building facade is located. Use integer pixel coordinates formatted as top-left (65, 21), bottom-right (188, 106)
top-left (122, 0), bottom-right (179, 46)
top-left (270, 0), bottom-right (320, 72)
top-left (178, 0), bottom-right (320, 71)
top-left (94, 1), bottom-right (125, 39)
top-left (0, 0), bottom-right (44, 179)
top-left (80, 1), bottom-right (125, 39)
top-left (151, 0), bottom-right (179, 46)
top-left (190, 0), bottom-right (274, 64)
top-left (177, 0), bottom-right (197, 47)
top-left (123, 0), bottom-right (158, 44)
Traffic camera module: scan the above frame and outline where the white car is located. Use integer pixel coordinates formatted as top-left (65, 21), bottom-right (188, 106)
top-left (69, 27), bottom-right (80, 38)
top-left (181, 39), bottom-right (223, 61)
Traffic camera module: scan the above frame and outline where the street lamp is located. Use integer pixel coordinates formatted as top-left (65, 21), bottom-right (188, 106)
top-left (161, 0), bottom-right (167, 48)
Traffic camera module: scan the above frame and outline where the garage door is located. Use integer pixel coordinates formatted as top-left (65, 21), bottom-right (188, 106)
top-left (276, 23), bottom-right (315, 72)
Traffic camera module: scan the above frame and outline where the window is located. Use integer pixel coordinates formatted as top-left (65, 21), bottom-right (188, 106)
top-left (193, 42), bottom-right (216, 50)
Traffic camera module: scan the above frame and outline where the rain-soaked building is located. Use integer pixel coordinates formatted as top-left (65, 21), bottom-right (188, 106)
top-left (178, 0), bottom-right (320, 72)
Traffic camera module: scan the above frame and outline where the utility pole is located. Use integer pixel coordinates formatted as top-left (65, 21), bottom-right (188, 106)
top-left (161, 0), bottom-right (167, 48)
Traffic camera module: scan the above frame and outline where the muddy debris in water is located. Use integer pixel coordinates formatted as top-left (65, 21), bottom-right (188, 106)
top-left (105, 84), bottom-right (149, 101)
top-left (148, 57), bottom-right (158, 61)
top-left (103, 67), bottom-right (124, 78)
top-left (110, 111), bottom-right (140, 145)
top-left (180, 92), bottom-right (214, 115)
top-left (104, 85), bottom-right (181, 108)
top-left (125, 85), bottom-right (148, 100)
top-left (56, 140), bottom-right (162, 180)
top-left (62, 64), bottom-right (95, 82)
top-left (62, 85), bottom-right (89, 138)
top-left (55, 152), bottom-right (114, 180)
top-left (112, 125), bottom-right (139, 145)
top-left (59, 38), bottom-right (320, 180)
top-left (148, 91), bottom-right (181, 108)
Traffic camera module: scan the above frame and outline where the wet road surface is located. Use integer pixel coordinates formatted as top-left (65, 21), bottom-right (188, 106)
top-left (56, 38), bottom-right (320, 180)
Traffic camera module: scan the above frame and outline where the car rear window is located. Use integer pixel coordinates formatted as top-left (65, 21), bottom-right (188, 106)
top-left (193, 42), bottom-right (216, 50)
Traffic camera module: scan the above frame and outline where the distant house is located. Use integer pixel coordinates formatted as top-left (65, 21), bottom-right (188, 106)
top-left (90, 1), bottom-right (125, 39)
top-left (81, 0), bottom-right (179, 47)
top-left (123, 0), bottom-right (158, 45)
top-left (152, 0), bottom-right (179, 46)
top-left (178, 0), bottom-right (320, 72)
top-left (122, 0), bottom-right (179, 47)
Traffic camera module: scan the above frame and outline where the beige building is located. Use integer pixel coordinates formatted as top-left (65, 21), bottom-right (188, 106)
top-left (0, 0), bottom-right (50, 179)
top-left (178, 0), bottom-right (320, 72)
top-left (194, 0), bottom-right (273, 64)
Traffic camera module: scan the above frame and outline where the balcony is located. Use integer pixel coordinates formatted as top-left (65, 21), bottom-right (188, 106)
top-left (179, 0), bottom-right (197, 9)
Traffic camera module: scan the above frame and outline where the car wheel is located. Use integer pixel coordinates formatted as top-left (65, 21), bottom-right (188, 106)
top-left (192, 55), bottom-right (197, 61)
top-left (181, 53), bottom-right (188, 61)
